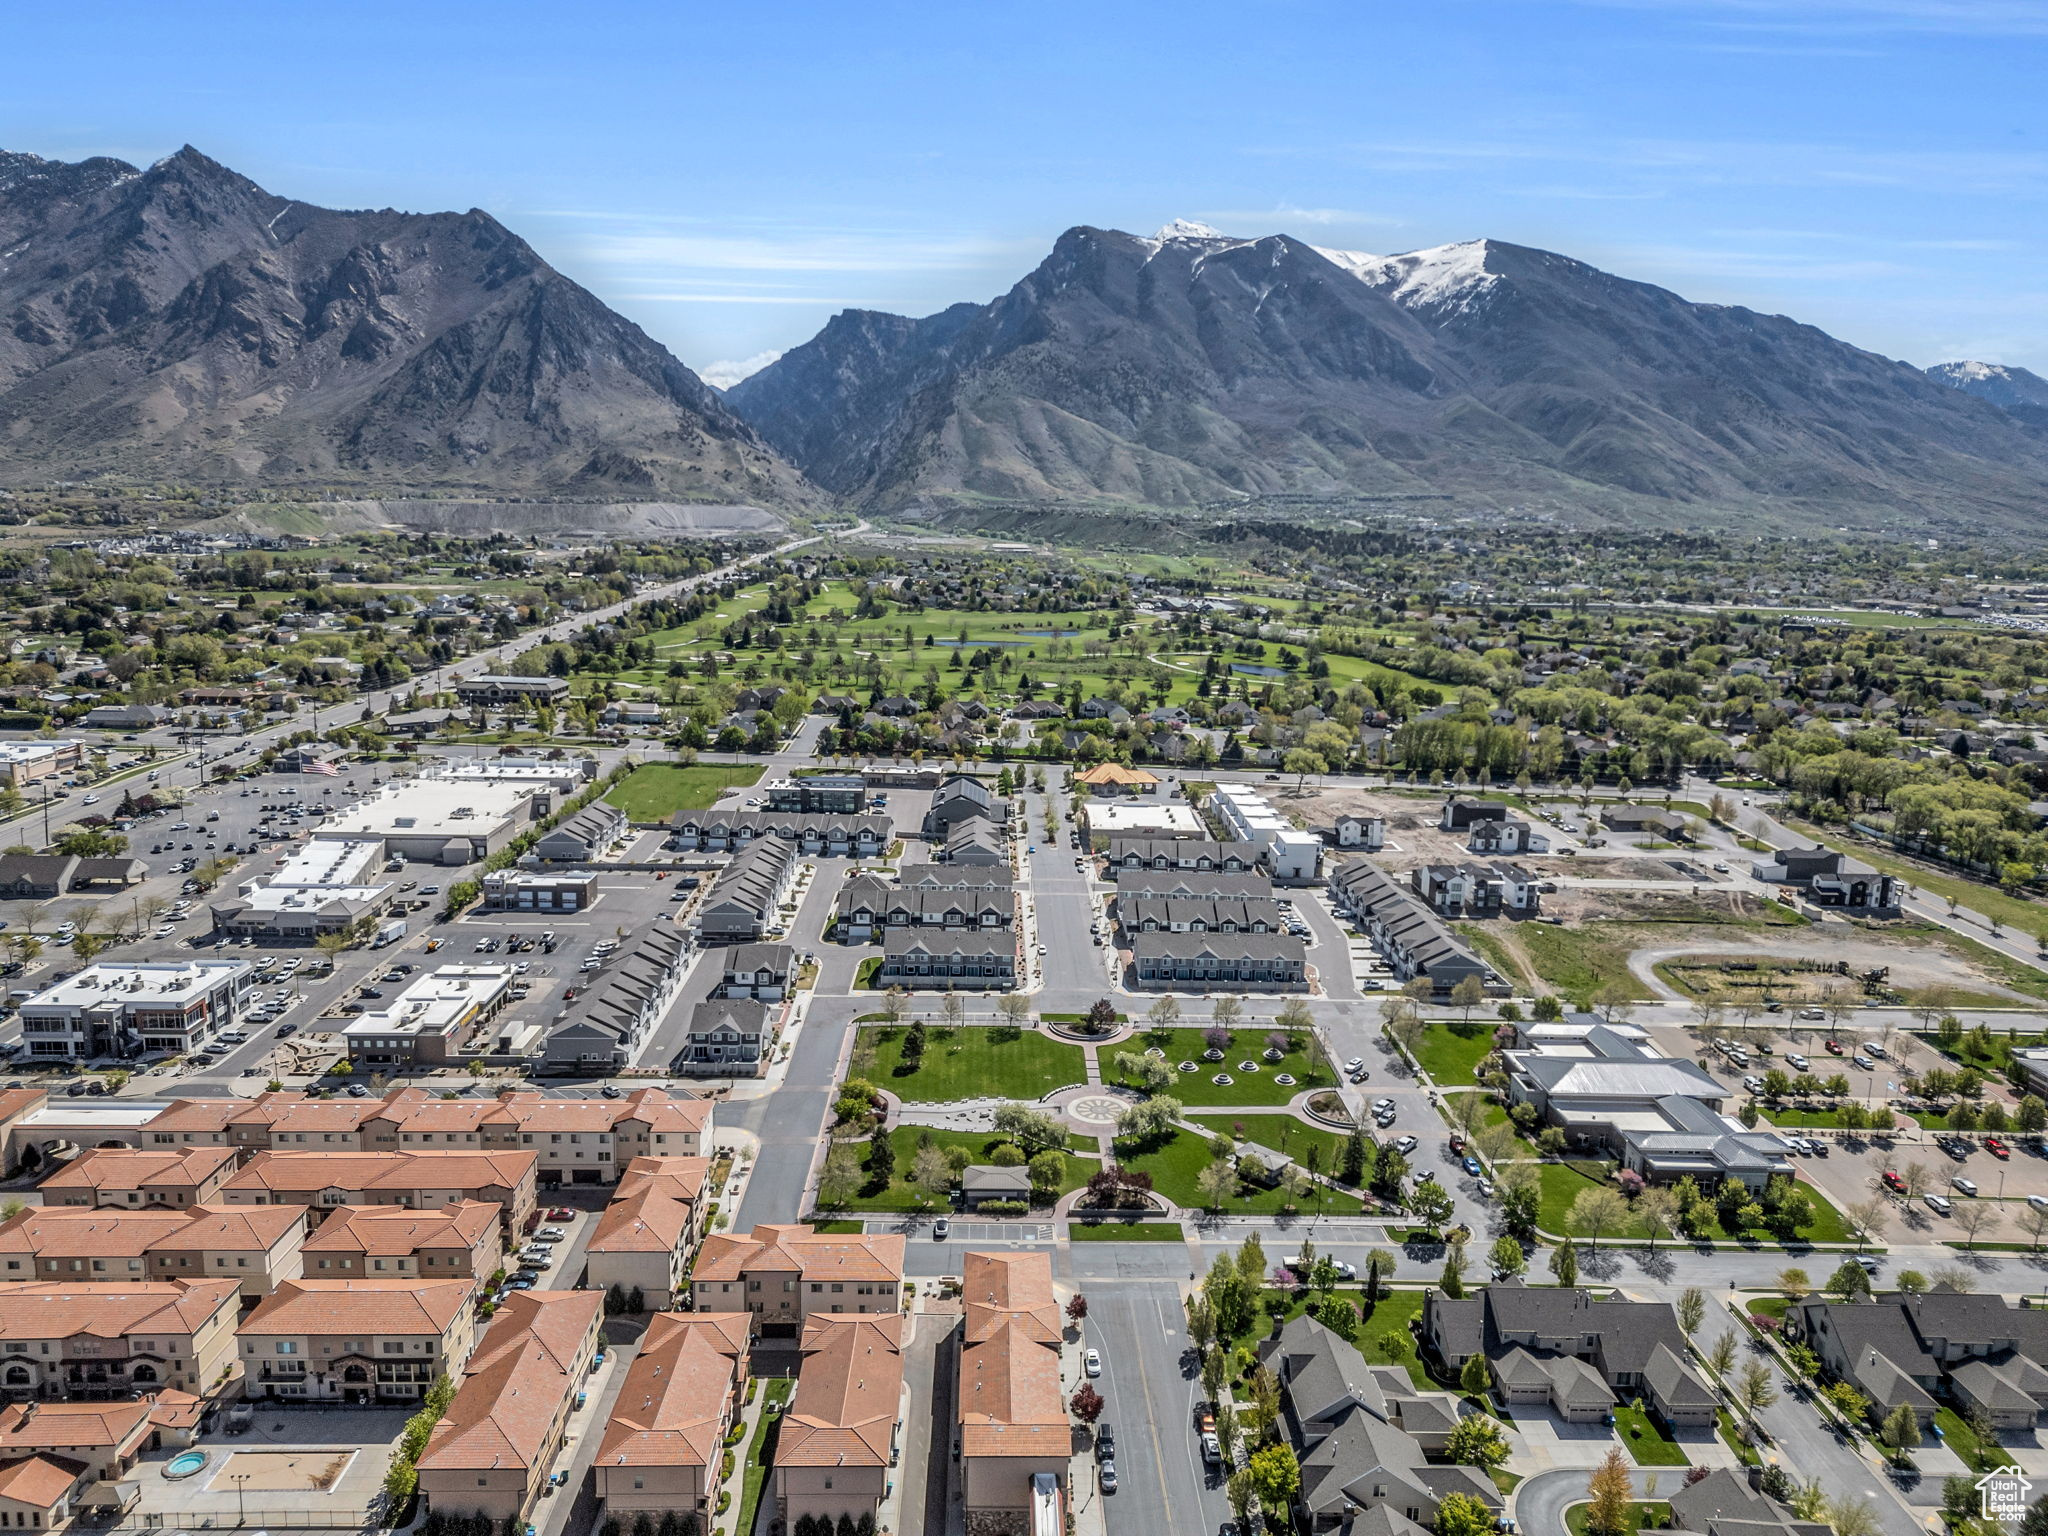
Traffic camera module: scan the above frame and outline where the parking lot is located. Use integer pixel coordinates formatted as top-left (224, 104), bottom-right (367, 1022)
top-left (1638, 1015), bottom-right (2048, 1236)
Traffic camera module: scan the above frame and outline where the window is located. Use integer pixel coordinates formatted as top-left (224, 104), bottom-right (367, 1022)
top-left (276, 1342), bottom-right (297, 1355)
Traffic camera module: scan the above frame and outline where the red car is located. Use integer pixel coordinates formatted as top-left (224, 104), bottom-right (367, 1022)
top-left (1987, 1137), bottom-right (2011, 1159)
top-left (549, 1207), bottom-right (574, 1221)
top-left (1824, 1039), bottom-right (1844, 1055)
top-left (1881, 1169), bottom-right (1907, 1193)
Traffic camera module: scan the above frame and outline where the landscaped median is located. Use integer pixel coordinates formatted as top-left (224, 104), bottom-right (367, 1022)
top-left (1527, 1157), bottom-right (1858, 1247)
top-left (817, 1124), bottom-right (1094, 1213)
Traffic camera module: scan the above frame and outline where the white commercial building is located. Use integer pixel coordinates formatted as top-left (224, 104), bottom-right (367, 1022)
top-left (1211, 785), bottom-right (1322, 883)
top-left (0, 739), bottom-right (84, 789)
top-left (17, 960), bottom-right (255, 1061)
top-left (314, 779), bottom-right (540, 865)
top-left (209, 838), bottom-right (396, 941)
top-left (1083, 801), bottom-right (1207, 838)
top-left (429, 756), bottom-right (592, 796)
top-left (340, 965), bottom-right (517, 1068)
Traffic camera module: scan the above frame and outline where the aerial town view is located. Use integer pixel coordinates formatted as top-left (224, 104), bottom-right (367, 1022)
top-left (0, 8), bottom-right (2045, 1536)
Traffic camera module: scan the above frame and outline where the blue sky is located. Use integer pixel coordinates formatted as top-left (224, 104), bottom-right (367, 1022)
top-left (6, 0), bottom-right (2044, 384)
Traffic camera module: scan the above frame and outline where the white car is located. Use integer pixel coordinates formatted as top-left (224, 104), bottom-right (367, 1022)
top-left (1784, 1054), bottom-right (1810, 1072)
top-left (1284, 1255), bottom-right (1355, 1280)
top-left (1924, 1194), bottom-right (1954, 1216)
top-left (2028, 1195), bottom-right (2048, 1212)
top-left (1372, 1098), bottom-right (1395, 1113)
top-left (1852, 1054), bottom-right (1874, 1070)
top-left (1797, 1008), bottom-right (1826, 1022)
top-left (1083, 1349), bottom-right (1102, 1378)
top-left (1952, 1177), bottom-right (1979, 1197)
top-left (1346, 1057), bottom-right (1366, 1073)
top-left (1864, 1042), bottom-right (1887, 1059)
top-left (1392, 1135), bottom-right (1419, 1155)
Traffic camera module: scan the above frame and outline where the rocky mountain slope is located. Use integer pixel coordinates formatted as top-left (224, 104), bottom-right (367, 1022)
top-left (1928, 360), bottom-right (2048, 428)
top-left (0, 147), bottom-right (814, 506)
top-left (728, 222), bottom-right (2048, 533)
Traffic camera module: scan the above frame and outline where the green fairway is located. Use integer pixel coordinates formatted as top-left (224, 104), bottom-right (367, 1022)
top-left (604, 761), bottom-right (766, 818)
top-left (1118, 1026), bottom-right (1331, 1105)
top-left (849, 1024), bottom-right (1087, 1102)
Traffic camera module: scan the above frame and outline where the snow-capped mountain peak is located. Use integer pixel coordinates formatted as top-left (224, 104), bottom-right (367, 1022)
top-left (1316, 238), bottom-right (1500, 313)
top-left (1153, 218), bottom-right (1228, 242)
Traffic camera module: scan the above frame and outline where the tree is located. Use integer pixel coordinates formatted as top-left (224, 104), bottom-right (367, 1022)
top-left (1436, 1493), bottom-right (1496, 1536)
top-left (1085, 997), bottom-right (1118, 1033)
top-left (1678, 1287), bottom-right (1706, 1335)
top-left (818, 1144), bottom-right (863, 1208)
top-left (1184, 1293), bottom-right (1216, 1352)
top-left (1028, 1150), bottom-right (1066, 1200)
top-left (1823, 1381), bottom-right (1869, 1422)
top-left (1955, 1201), bottom-right (2002, 1251)
top-left (1066, 1294), bottom-right (1088, 1324)
top-left (1549, 1241), bottom-right (1578, 1288)
top-left (882, 986), bottom-right (911, 1026)
top-left (1444, 1414), bottom-right (1509, 1468)
top-left (866, 1131), bottom-right (896, 1186)
top-left (1489, 1235), bottom-right (1526, 1278)
top-left (1460, 1352), bottom-right (1493, 1398)
top-left (1636, 1187), bottom-right (1679, 1249)
top-left (1225, 1470), bottom-right (1256, 1536)
top-left (1196, 1157), bottom-right (1237, 1212)
top-left (1146, 995), bottom-right (1181, 1030)
top-left (1410, 1176), bottom-right (1456, 1232)
top-left (1844, 1198), bottom-right (1888, 1252)
top-left (1777, 1267), bottom-right (1812, 1301)
top-left (1210, 994), bottom-right (1243, 1031)
top-left (995, 992), bottom-right (1032, 1029)
top-left (1737, 1360), bottom-right (1779, 1413)
top-left (1709, 1331), bottom-right (1738, 1377)
top-left (992, 1103), bottom-right (1067, 1153)
top-left (1584, 1446), bottom-right (1636, 1536)
top-left (1825, 1260), bottom-right (1872, 1303)
top-left (911, 1145), bottom-right (952, 1207)
top-left (1439, 1245), bottom-right (1466, 1299)
top-left (1880, 1402), bottom-right (1921, 1460)
top-left (1340, 1126), bottom-right (1372, 1187)
top-left (1245, 1444), bottom-right (1302, 1520)
top-left (1069, 1383), bottom-right (1104, 1424)
top-left (1825, 1498), bottom-right (1880, 1536)
top-left (1363, 1247), bottom-right (1395, 1303)
top-left (1205, 1251), bottom-right (1255, 1340)
top-left (1570, 1186), bottom-right (1629, 1245)
top-left (1450, 974), bottom-right (1486, 1024)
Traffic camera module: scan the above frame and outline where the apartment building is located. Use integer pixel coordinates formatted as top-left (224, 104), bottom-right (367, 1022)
top-left (416, 1289), bottom-right (604, 1521)
top-left (0, 1399), bottom-right (154, 1528)
top-left (302, 1202), bottom-right (504, 1288)
top-left (219, 1150), bottom-right (538, 1241)
top-left (594, 1312), bottom-right (750, 1520)
top-left (0, 1280), bottom-right (241, 1400)
top-left (959, 1252), bottom-right (1068, 1529)
top-left (136, 1086), bottom-right (713, 1185)
top-left (238, 1279), bottom-right (478, 1403)
top-left (39, 1146), bottom-right (239, 1209)
top-left (774, 1315), bottom-right (903, 1535)
top-left (690, 1224), bottom-right (906, 1338)
top-left (0, 1203), bottom-right (305, 1298)
top-left (583, 1178), bottom-right (703, 1311)
top-left (338, 965), bottom-right (517, 1069)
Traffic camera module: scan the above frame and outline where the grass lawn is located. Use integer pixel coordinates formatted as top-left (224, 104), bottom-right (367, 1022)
top-left (603, 761), bottom-right (766, 819)
top-left (1520, 923), bottom-right (1649, 1001)
top-left (1458, 924), bottom-right (1535, 992)
top-left (1535, 1160), bottom-right (1853, 1245)
top-left (850, 1024), bottom-right (1086, 1102)
top-left (853, 957), bottom-right (883, 989)
top-left (1410, 1020), bottom-right (1500, 1086)
top-left (1251, 1287), bottom-right (1429, 1386)
top-left (1935, 1406), bottom-right (2000, 1471)
top-left (734, 1376), bottom-right (795, 1536)
top-left (1763, 1106), bottom-right (1902, 1131)
top-left (1717, 1409), bottom-right (1760, 1467)
top-left (1615, 1401), bottom-right (1689, 1465)
top-left (1746, 1296), bottom-right (1790, 1320)
top-left (839, 1127), bottom-right (1094, 1211)
top-left (1568, 1504), bottom-right (1671, 1536)
top-left (1119, 1128), bottom-right (1365, 1214)
top-left (1191, 1113), bottom-right (1364, 1180)
top-left (1118, 1025), bottom-right (1333, 1105)
top-left (812, 1220), bottom-right (865, 1234)
top-left (1069, 1221), bottom-right (1185, 1241)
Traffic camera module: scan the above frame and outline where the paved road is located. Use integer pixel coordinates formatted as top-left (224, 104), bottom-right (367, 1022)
top-left (1515, 1466), bottom-right (1671, 1536)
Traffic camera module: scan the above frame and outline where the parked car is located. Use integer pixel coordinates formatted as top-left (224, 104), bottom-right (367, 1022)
top-left (1952, 1177), bottom-right (1979, 1196)
top-left (1084, 1348), bottom-right (1102, 1378)
top-left (1987, 1136), bottom-right (2011, 1159)
top-left (1924, 1193), bottom-right (1954, 1216)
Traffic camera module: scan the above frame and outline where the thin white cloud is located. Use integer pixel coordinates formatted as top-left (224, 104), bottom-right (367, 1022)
top-left (1193, 205), bottom-right (1406, 229)
top-left (698, 351), bottom-right (785, 389)
top-left (1577, 0), bottom-right (2048, 34)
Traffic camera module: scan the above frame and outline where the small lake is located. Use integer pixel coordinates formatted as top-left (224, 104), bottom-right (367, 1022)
top-left (1232, 663), bottom-right (1288, 677)
top-left (935, 638), bottom-right (1029, 648)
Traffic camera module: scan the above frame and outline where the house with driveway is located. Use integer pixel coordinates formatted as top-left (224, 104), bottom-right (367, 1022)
top-left (1782, 1290), bottom-right (2048, 1429)
top-left (1259, 1313), bottom-right (1492, 1535)
top-left (1423, 1283), bottom-right (1715, 1429)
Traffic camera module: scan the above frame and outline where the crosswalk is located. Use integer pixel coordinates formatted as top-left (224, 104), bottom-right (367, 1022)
top-left (867, 1220), bottom-right (1055, 1242)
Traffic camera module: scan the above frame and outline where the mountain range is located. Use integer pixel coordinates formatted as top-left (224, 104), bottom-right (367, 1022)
top-left (2, 144), bottom-right (2046, 538)
top-left (0, 146), bottom-right (811, 506)
top-left (729, 220), bottom-right (2048, 534)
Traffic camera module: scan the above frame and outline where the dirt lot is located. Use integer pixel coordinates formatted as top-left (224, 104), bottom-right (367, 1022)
top-left (1638, 928), bottom-right (2044, 1006)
